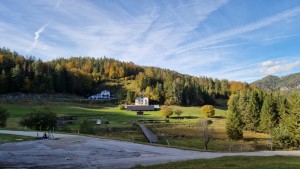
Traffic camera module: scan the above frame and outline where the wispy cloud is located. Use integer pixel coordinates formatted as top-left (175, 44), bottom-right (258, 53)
top-left (1, 0), bottom-right (300, 82)
top-left (177, 5), bottom-right (300, 53)
top-left (263, 33), bottom-right (300, 41)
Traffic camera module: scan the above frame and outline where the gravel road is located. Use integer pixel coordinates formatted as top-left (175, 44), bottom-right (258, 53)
top-left (1, 130), bottom-right (300, 169)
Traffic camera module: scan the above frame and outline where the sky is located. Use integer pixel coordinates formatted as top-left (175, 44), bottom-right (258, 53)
top-left (1, 0), bottom-right (300, 82)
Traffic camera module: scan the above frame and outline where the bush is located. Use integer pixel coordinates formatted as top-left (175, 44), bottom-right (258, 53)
top-left (226, 127), bottom-right (243, 140)
top-left (76, 118), bottom-right (95, 134)
top-left (174, 109), bottom-right (183, 116)
top-left (200, 105), bottom-right (215, 117)
top-left (19, 106), bottom-right (57, 130)
top-left (0, 106), bottom-right (10, 127)
top-left (118, 104), bottom-right (125, 110)
top-left (160, 106), bottom-right (173, 118)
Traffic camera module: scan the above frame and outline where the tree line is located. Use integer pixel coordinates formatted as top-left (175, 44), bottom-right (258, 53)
top-left (0, 47), bottom-right (250, 105)
top-left (226, 88), bottom-right (300, 148)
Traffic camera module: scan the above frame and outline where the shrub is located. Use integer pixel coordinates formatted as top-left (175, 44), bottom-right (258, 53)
top-left (76, 118), bottom-right (95, 134)
top-left (160, 106), bottom-right (173, 118)
top-left (0, 106), bottom-right (10, 127)
top-left (19, 106), bottom-right (57, 130)
top-left (118, 104), bottom-right (125, 110)
top-left (200, 105), bottom-right (215, 117)
top-left (226, 127), bottom-right (243, 140)
top-left (174, 109), bottom-right (183, 116)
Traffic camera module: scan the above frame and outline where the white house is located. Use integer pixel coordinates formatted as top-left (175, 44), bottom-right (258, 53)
top-left (135, 96), bottom-right (149, 105)
top-left (100, 90), bottom-right (110, 99)
top-left (88, 90), bottom-right (110, 100)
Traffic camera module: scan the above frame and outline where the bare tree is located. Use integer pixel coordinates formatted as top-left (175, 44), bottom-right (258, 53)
top-left (199, 120), bottom-right (214, 150)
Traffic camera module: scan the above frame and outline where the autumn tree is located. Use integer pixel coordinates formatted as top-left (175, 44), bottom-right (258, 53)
top-left (200, 105), bottom-right (215, 118)
top-left (160, 106), bottom-right (173, 118)
top-left (126, 90), bottom-right (136, 103)
top-left (11, 64), bottom-right (23, 91)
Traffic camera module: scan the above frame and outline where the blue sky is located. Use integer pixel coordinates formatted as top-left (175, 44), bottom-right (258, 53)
top-left (1, 0), bottom-right (300, 82)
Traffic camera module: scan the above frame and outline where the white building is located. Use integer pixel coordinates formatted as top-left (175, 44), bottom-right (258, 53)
top-left (135, 96), bottom-right (149, 105)
top-left (88, 90), bottom-right (110, 100)
top-left (100, 90), bottom-right (110, 99)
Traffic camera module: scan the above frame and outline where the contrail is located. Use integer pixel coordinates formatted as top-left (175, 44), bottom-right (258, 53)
top-left (28, 22), bottom-right (49, 53)
top-left (55, 0), bottom-right (63, 10)
top-left (27, 0), bottom-right (62, 54)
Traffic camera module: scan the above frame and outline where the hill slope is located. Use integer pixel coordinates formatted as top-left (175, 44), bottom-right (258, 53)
top-left (252, 73), bottom-right (300, 92)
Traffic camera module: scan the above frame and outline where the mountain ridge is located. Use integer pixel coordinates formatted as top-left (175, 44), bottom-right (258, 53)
top-left (252, 73), bottom-right (300, 92)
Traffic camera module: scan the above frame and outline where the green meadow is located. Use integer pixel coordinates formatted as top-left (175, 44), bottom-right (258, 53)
top-left (0, 99), bottom-right (270, 151)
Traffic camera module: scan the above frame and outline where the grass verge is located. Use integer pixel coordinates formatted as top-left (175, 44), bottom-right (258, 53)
top-left (0, 133), bottom-right (35, 144)
top-left (132, 156), bottom-right (300, 169)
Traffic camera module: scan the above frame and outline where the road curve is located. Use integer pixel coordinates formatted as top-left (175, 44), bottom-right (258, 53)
top-left (1, 130), bottom-right (300, 169)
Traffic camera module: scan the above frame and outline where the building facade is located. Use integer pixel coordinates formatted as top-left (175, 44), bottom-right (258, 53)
top-left (135, 96), bottom-right (149, 105)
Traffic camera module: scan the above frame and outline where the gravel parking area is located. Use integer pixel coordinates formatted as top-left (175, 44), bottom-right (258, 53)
top-left (1, 130), bottom-right (300, 169)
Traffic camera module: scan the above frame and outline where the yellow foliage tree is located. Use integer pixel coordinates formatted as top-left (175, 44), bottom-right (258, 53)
top-left (160, 106), bottom-right (173, 118)
top-left (200, 105), bottom-right (215, 117)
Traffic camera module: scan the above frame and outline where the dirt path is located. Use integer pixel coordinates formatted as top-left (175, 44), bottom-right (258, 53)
top-left (1, 130), bottom-right (300, 169)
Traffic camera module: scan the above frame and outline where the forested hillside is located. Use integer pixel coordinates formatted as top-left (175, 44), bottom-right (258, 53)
top-left (0, 47), bottom-right (251, 105)
top-left (252, 73), bottom-right (300, 92)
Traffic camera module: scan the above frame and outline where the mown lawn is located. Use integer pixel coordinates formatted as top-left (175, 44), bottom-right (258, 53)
top-left (133, 156), bottom-right (300, 169)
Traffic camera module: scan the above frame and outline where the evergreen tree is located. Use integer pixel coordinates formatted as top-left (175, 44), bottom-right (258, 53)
top-left (55, 64), bottom-right (67, 93)
top-left (282, 93), bottom-right (300, 144)
top-left (260, 94), bottom-right (279, 133)
top-left (0, 70), bottom-right (8, 93)
top-left (238, 91), bottom-right (249, 128)
top-left (226, 94), bottom-right (243, 140)
top-left (246, 91), bottom-right (261, 131)
top-left (0, 106), bottom-right (10, 127)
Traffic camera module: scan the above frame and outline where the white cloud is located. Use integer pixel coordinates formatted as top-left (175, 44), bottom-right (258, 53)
top-left (261, 60), bottom-right (275, 67)
top-left (259, 59), bottom-right (300, 75)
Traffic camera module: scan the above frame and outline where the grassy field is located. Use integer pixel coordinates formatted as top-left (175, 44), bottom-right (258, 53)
top-left (0, 99), bottom-right (271, 151)
top-left (0, 133), bottom-right (35, 144)
top-left (132, 156), bottom-right (300, 169)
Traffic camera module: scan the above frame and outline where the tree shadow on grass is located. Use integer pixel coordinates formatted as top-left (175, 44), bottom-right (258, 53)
top-left (214, 105), bottom-right (228, 111)
top-left (170, 116), bottom-right (198, 119)
top-left (213, 116), bottom-right (225, 119)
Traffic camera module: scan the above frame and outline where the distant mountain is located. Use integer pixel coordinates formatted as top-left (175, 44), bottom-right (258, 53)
top-left (252, 73), bottom-right (300, 92)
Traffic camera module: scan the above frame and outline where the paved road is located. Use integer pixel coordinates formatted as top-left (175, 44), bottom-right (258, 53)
top-left (1, 130), bottom-right (300, 169)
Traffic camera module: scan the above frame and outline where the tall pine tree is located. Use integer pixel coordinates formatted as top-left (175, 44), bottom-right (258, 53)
top-left (246, 91), bottom-right (261, 131)
top-left (226, 93), bottom-right (243, 140)
top-left (260, 94), bottom-right (279, 133)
